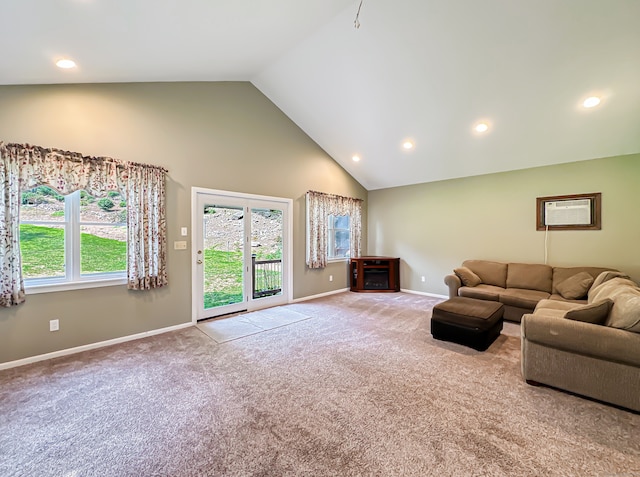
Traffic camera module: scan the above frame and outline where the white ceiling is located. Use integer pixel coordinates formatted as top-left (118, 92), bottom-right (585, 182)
top-left (2, 0), bottom-right (640, 190)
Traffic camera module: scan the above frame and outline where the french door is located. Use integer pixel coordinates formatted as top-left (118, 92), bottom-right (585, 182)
top-left (192, 188), bottom-right (292, 321)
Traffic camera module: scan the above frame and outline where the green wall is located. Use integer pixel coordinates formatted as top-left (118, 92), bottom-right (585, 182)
top-left (368, 154), bottom-right (639, 296)
top-left (0, 82), bottom-right (366, 364)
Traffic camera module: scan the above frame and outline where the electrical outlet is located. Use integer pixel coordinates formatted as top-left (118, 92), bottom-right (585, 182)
top-left (329, 275), bottom-right (333, 282)
top-left (421, 276), bottom-right (426, 282)
top-left (50, 319), bottom-right (59, 332)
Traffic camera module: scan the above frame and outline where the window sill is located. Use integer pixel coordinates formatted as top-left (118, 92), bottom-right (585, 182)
top-left (327, 257), bottom-right (350, 263)
top-left (25, 277), bottom-right (127, 295)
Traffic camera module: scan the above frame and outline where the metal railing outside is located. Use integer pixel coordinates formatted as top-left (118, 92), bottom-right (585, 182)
top-left (252, 255), bottom-right (282, 299)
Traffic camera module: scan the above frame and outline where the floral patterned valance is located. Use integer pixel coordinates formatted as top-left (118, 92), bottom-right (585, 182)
top-left (4, 142), bottom-right (167, 197)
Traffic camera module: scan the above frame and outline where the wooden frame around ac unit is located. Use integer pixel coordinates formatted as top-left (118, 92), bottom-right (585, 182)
top-left (536, 192), bottom-right (601, 231)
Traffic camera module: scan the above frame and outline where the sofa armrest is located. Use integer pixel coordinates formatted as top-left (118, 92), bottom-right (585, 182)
top-left (444, 274), bottom-right (462, 299)
top-left (521, 313), bottom-right (640, 367)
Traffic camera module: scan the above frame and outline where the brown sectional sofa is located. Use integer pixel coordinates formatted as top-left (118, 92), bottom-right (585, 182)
top-left (444, 260), bottom-right (613, 322)
top-left (445, 260), bottom-right (640, 411)
top-left (521, 277), bottom-right (640, 412)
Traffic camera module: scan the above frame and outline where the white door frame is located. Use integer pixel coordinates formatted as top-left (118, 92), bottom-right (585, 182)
top-left (191, 187), bottom-right (293, 324)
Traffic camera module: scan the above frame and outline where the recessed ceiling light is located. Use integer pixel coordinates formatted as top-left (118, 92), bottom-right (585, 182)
top-left (56, 58), bottom-right (77, 69)
top-left (352, 155), bottom-right (361, 162)
top-left (474, 122), bottom-right (489, 133)
top-left (583, 96), bottom-right (601, 108)
top-left (402, 140), bottom-right (414, 150)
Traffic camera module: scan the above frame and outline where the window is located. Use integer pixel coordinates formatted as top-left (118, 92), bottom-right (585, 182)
top-left (0, 142), bottom-right (167, 306)
top-left (19, 186), bottom-right (127, 290)
top-left (305, 190), bottom-right (361, 269)
top-left (327, 214), bottom-right (351, 260)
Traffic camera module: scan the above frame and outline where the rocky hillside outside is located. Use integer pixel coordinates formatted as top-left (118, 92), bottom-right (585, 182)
top-left (21, 186), bottom-right (127, 241)
top-left (203, 207), bottom-right (283, 260)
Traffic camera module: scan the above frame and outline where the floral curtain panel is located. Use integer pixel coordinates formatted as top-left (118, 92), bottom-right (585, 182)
top-left (0, 147), bottom-right (25, 306)
top-left (0, 141), bottom-right (168, 306)
top-left (305, 190), bottom-right (363, 269)
top-left (122, 163), bottom-right (168, 290)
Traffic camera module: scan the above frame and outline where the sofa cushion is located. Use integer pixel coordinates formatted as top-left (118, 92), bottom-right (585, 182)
top-left (454, 267), bottom-right (482, 287)
top-left (548, 294), bottom-right (588, 304)
top-left (587, 277), bottom-right (640, 333)
top-left (556, 272), bottom-right (594, 300)
top-left (532, 299), bottom-right (579, 319)
top-left (499, 288), bottom-right (550, 309)
top-left (588, 271), bottom-right (630, 300)
top-left (462, 260), bottom-right (507, 288)
top-left (530, 308), bottom-right (566, 319)
top-left (588, 277), bottom-right (638, 303)
top-left (552, 266), bottom-right (615, 294)
top-left (605, 289), bottom-right (640, 333)
top-left (506, 263), bottom-right (552, 293)
top-left (459, 284), bottom-right (503, 301)
top-left (564, 299), bottom-right (613, 325)
top-left (535, 299), bottom-right (582, 313)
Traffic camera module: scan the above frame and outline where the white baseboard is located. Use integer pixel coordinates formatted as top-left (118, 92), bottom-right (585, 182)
top-left (292, 288), bottom-right (349, 303)
top-left (0, 322), bottom-right (193, 371)
top-left (401, 288), bottom-right (448, 299)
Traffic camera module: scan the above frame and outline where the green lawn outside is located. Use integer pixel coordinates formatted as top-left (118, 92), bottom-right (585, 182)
top-left (81, 231), bottom-right (127, 274)
top-left (19, 224), bottom-right (126, 278)
top-left (19, 225), bottom-right (65, 277)
top-left (203, 248), bottom-right (243, 308)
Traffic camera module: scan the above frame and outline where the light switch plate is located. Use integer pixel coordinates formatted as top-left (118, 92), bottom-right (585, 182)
top-left (181, 227), bottom-right (188, 236)
top-left (174, 241), bottom-right (187, 250)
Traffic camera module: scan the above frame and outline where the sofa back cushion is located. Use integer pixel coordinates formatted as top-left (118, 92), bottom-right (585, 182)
top-left (552, 266), bottom-right (614, 294)
top-left (607, 290), bottom-right (640, 333)
top-left (506, 263), bottom-right (552, 293)
top-left (589, 277), bottom-right (640, 333)
top-left (462, 260), bottom-right (507, 288)
top-left (588, 277), bottom-right (637, 303)
top-left (589, 270), bottom-right (629, 297)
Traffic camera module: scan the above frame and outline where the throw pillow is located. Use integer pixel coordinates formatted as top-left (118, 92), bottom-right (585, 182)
top-left (564, 299), bottom-right (613, 325)
top-left (454, 267), bottom-right (482, 287)
top-left (556, 271), bottom-right (594, 300)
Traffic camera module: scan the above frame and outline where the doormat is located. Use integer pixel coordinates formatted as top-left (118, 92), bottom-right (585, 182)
top-left (197, 307), bottom-right (311, 343)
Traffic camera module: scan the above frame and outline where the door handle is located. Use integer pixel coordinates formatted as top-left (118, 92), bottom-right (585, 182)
top-left (197, 259), bottom-right (203, 264)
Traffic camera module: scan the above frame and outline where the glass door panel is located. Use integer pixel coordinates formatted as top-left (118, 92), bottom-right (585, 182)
top-left (200, 202), bottom-right (246, 317)
top-left (251, 208), bottom-right (283, 301)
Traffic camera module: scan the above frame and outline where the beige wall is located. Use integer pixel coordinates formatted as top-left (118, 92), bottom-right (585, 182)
top-left (368, 154), bottom-right (640, 296)
top-left (0, 82), bottom-right (367, 364)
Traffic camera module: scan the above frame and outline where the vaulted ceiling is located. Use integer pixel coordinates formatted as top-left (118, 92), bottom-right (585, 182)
top-left (2, 0), bottom-right (639, 190)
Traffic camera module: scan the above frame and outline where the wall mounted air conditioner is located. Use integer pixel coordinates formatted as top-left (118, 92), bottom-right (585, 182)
top-left (544, 199), bottom-right (591, 226)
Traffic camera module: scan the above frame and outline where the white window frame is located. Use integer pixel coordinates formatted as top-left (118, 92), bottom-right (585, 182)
top-left (327, 214), bottom-right (351, 262)
top-left (21, 190), bottom-right (127, 294)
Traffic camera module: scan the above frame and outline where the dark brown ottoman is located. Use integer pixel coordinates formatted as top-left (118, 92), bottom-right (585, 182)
top-left (431, 297), bottom-right (504, 351)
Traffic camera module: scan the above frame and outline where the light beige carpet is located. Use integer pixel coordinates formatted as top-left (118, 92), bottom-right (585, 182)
top-left (1, 292), bottom-right (639, 476)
